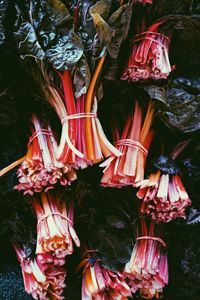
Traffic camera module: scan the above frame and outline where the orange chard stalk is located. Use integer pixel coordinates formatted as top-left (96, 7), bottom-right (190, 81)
top-left (85, 54), bottom-right (106, 160)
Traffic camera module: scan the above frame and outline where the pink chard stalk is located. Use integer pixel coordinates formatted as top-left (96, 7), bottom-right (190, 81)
top-left (100, 100), bottom-right (154, 187)
top-left (45, 56), bottom-right (121, 170)
top-left (136, 141), bottom-right (192, 222)
top-left (32, 192), bottom-right (80, 265)
top-left (14, 114), bottom-right (76, 195)
top-left (80, 253), bottom-right (131, 299)
top-left (124, 220), bottom-right (168, 299)
top-left (121, 20), bottom-right (173, 81)
top-left (14, 244), bottom-right (67, 300)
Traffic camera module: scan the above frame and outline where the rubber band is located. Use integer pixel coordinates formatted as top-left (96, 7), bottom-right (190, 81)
top-left (61, 113), bottom-right (97, 124)
top-left (114, 139), bottom-right (148, 156)
top-left (133, 31), bottom-right (170, 43)
top-left (37, 212), bottom-right (73, 227)
top-left (28, 129), bottom-right (53, 146)
top-left (136, 236), bottom-right (167, 247)
top-left (132, 37), bottom-right (168, 48)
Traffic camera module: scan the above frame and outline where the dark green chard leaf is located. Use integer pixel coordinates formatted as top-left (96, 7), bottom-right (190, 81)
top-left (147, 78), bottom-right (200, 133)
top-left (73, 55), bottom-right (91, 98)
top-left (107, 2), bottom-right (132, 59)
top-left (181, 139), bottom-right (200, 209)
top-left (45, 28), bottom-right (83, 70)
top-left (45, 0), bottom-right (72, 26)
top-left (13, 0), bottom-right (84, 70)
top-left (154, 155), bottom-right (181, 175)
top-left (90, 0), bottom-right (113, 51)
top-left (186, 207), bottom-right (200, 225)
top-left (75, 179), bottom-right (136, 271)
top-left (90, 0), bottom-right (132, 58)
top-left (153, 0), bottom-right (194, 16)
top-left (14, 22), bottom-right (46, 60)
top-left (0, 0), bottom-right (9, 45)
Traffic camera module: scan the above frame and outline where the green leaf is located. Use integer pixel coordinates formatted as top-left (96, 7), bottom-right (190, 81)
top-left (149, 78), bottom-right (200, 133)
top-left (107, 3), bottom-right (132, 59)
top-left (46, 29), bottom-right (84, 70)
top-left (90, 1), bottom-right (133, 58)
top-left (90, 0), bottom-right (113, 49)
top-left (73, 55), bottom-right (91, 98)
top-left (45, 0), bottom-right (72, 26)
top-left (13, 0), bottom-right (84, 70)
top-left (0, 0), bottom-right (9, 45)
top-left (14, 22), bottom-right (46, 60)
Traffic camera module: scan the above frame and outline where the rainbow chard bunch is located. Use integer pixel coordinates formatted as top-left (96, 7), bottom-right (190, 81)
top-left (14, 244), bottom-right (66, 300)
top-left (14, 114), bottom-right (76, 195)
top-left (124, 219), bottom-right (168, 299)
top-left (32, 192), bottom-right (80, 265)
top-left (46, 57), bottom-right (121, 170)
top-left (121, 20), bottom-right (172, 81)
top-left (136, 141), bottom-right (192, 222)
top-left (100, 100), bottom-right (154, 187)
top-left (79, 250), bottom-right (131, 300)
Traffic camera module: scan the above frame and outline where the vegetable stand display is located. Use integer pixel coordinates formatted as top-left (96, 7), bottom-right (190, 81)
top-left (0, 0), bottom-right (200, 299)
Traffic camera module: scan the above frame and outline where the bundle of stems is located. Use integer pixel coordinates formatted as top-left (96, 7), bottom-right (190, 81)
top-left (0, 114), bottom-right (77, 194)
top-left (121, 21), bottom-right (172, 81)
top-left (124, 219), bottom-right (168, 299)
top-left (100, 101), bottom-right (154, 187)
top-left (32, 192), bottom-right (80, 264)
top-left (14, 244), bottom-right (67, 300)
top-left (44, 56), bottom-right (121, 169)
top-left (136, 141), bottom-right (192, 222)
top-left (79, 250), bottom-right (131, 300)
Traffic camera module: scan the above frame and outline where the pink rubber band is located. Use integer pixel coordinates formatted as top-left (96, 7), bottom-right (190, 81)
top-left (37, 212), bottom-right (73, 227)
top-left (133, 31), bottom-right (170, 42)
top-left (61, 113), bottom-right (97, 124)
top-left (133, 37), bottom-right (168, 49)
top-left (114, 139), bottom-right (148, 156)
top-left (136, 236), bottom-right (167, 247)
top-left (28, 130), bottom-right (53, 146)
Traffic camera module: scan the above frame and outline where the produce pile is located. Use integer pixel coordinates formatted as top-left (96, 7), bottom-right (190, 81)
top-left (0, 0), bottom-right (200, 299)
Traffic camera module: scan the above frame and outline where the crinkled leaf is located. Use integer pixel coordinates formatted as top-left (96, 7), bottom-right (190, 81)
top-left (90, 0), bottom-right (112, 22)
top-left (92, 225), bottom-right (132, 265)
top-left (45, 0), bottom-right (72, 26)
top-left (152, 78), bottom-right (200, 133)
top-left (186, 207), bottom-right (200, 225)
top-left (0, 0), bottom-right (9, 45)
top-left (14, 22), bottom-right (46, 60)
top-left (90, 0), bottom-right (113, 50)
top-left (144, 85), bottom-right (167, 103)
top-left (182, 141), bottom-right (200, 208)
top-left (73, 55), bottom-right (91, 98)
top-left (107, 3), bottom-right (132, 59)
top-left (46, 29), bottom-right (84, 70)
top-left (154, 155), bottom-right (181, 175)
top-left (90, 1), bottom-right (132, 58)
top-left (14, 0), bottom-right (83, 70)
